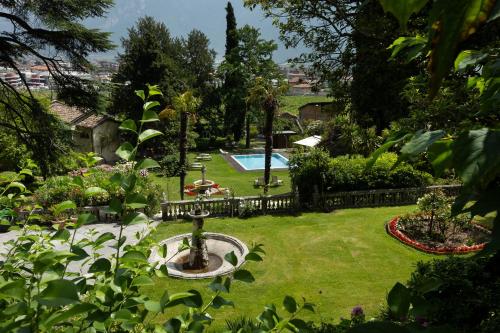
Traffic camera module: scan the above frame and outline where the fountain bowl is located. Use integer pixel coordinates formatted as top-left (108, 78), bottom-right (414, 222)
top-left (193, 179), bottom-right (215, 192)
top-left (151, 232), bottom-right (249, 279)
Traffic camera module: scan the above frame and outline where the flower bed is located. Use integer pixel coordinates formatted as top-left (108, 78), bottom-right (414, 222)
top-left (184, 183), bottom-right (226, 196)
top-left (386, 216), bottom-right (488, 254)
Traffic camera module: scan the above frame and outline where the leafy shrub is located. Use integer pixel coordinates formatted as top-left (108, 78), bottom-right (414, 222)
top-left (405, 256), bottom-right (500, 333)
top-left (290, 150), bottom-right (432, 202)
top-left (34, 168), bottom-right (162, 216)
top-left (159, 154), bottom-right (182, 177)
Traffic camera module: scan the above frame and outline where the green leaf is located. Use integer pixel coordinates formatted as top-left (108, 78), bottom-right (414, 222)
top-left (94, 232), bottom-right (116, 246)
top-left (452, 128), bottom-right (500, 188)
top-left (138, 129), bottom-right (163, 143)
top-left (37, 279), bottom-right (80, 307)
top-left (141, 110), bottom-right (160, 123)
top-left (415, 277), bottom-right (443, 294)
top-left (289, 319), bottom-right (309, 331)
top-left (135, 158), bottom-right (160, 170)
top-left (43, 303), bottom-right (96, 329)
top-left (121, 250), bottom-right (148, 263)
top-left (51, 229), bottom-right (71, 241)
top-left (77, 213), bottom-right (97, 227)
top-left (399, 130), bottom-right (446, 159)
top-left (147, 84), bottom-right (163, 97)
top-left (427, 0), bottom-right (493, 97)
top-left (224, 251), bottom-right (238, 266)
top-left (145, 300), bottom-right (161, 312)
top-left (88, 258), bottom-right (111, 273)
top-left (125, 193), bottom-right (148, 209)
top-left (388, 36), bottom-right (427, 62)
top-left (6, 181), bottom-right (26, 193)
top-left (122, 212), bottom-right (149, 226)
top-left (211, 295), bottom-right (234, 309)
top-left (454, 50), bottom-right (488, 71)
top-left (427, 139), bottom-right (454, 177)
top-left (233, 270), bottom-right (255, 283)
top-left (283, 295), bottom-right (297, 313)
top-left (0, 280), bottom-right (25, 300)
top-left (303, 302), bottom-right (315, 312)
top-left (379, 0), bottom-right (429, 30)
top-left (164, 318), bottom-right (182, 333)
top-left (143, 101), bottom-right (161, 111)
top-left (70, 245), bottom-right (89, 261)
top-left (107, 198), bottom-right (123, 215)
top-left (245, 252), bottom-right (263, 262)
top-left (367, 132), bottom-right (412, 168)
top-left (53, 200), bottom-right (76, 216)
top-left (119, 119), bottom-right (137, 133)
top-left (135, 90), bottom-right (145, 101)
top-left (208, 276), bottom-right (229, 293)
top-left (131, 275), bottom-right (154, 287)
top-left (116, 142), bottom-right (135, 161)
top-left (387, 282), bottom-right (411, 319)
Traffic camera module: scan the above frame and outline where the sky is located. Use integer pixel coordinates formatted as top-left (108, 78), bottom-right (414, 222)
top-left (85, 0), bottom-right (305, 63)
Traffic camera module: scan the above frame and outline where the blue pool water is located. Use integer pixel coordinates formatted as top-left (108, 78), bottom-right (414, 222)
top-left (231, 153), bottom-right (289, 171)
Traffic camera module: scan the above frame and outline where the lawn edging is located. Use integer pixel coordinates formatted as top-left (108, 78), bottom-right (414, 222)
top-left (386, 216), bottom-right (487, 255)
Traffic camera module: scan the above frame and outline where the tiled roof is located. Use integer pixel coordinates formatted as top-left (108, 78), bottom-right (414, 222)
top-left (50, 101), bottom-right (114, 129)
top-left (76, 114), bottom-right (107, 128)
top-left (50, 101), bottom-right (85, 124)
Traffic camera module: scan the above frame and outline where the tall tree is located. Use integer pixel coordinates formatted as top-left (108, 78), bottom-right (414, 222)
top-left (238, 25), bottom-right (280, 148)
top-left (246, 77), bottom-right (288, 193)
top-left (0, 0), bottom-right (114, 176)
top-left (110, 16), bottom-right (183, 121)
top-left (164, 91), bottom-right (200, 200)
top-left (222, 1), bottom-right (247, 142)
top-left (180, 29), bottom-right (217, 92)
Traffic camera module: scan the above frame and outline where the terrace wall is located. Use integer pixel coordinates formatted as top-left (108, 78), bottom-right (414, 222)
top-left (161, 185), bottom-right (462, 220)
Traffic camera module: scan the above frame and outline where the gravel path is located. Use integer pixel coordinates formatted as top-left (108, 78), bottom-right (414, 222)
top-left (0, 221), bottom-right (160, 274)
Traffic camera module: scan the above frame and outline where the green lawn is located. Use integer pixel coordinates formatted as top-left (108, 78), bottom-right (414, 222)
top-left (144, 206), bottom-right (438, 330)
top-left (279, 95), bottom-right (333, 115)
top-left (150, 152), bottom-right (291, 201)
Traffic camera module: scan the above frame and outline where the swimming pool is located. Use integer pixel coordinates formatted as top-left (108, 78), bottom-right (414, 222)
top-left (231, 153), bottom-right (289, 171)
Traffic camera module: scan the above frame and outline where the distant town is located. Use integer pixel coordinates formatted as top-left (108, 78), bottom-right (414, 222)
top-left (1, 59), bottom-right (327, 96)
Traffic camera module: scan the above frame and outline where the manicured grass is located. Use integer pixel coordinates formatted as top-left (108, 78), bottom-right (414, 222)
top-left (143, 206), bottom-right (438, 330)
top-left (150, 152), bottom-right (291, 201)
top-left (279, 95), bottom-right (333, 115)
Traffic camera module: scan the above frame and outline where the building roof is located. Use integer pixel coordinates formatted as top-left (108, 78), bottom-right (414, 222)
top-left (50, 101), bottom-right (115, 129)
top-left (51, 101), bottom-right (85, 124)
top-left (293, 135), bottom-right (322, 147)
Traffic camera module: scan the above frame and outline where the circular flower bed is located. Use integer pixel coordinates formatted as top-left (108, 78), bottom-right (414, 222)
top-left (386, 216), bottom-right (489, 254)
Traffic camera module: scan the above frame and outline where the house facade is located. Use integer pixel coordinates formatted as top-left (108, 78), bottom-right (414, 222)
top-left (50, 101), bottom-right (120, 162)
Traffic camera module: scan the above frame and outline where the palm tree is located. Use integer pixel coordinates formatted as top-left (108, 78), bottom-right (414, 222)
top-left (162, 91), bottom-right (201, 200)
top-left (246, 77), bottom-right (288, 194)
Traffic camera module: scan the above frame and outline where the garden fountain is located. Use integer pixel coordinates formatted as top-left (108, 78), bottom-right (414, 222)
top-left (192, 165), bottom-right (215, 193)
top-left (151, 166), bottom-right (248, 279)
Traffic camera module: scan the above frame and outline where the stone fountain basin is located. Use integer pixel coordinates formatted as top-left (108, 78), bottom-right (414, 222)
top-left (151, 232), bottom-right (249, 279)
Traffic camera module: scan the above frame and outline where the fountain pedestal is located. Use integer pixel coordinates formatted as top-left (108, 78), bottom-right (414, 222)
top-left (186, 205), bottom-right (210, 269)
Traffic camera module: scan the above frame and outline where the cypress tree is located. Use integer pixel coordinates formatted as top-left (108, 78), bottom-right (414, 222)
top-left (223, 1), bottom-right (246, 142)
